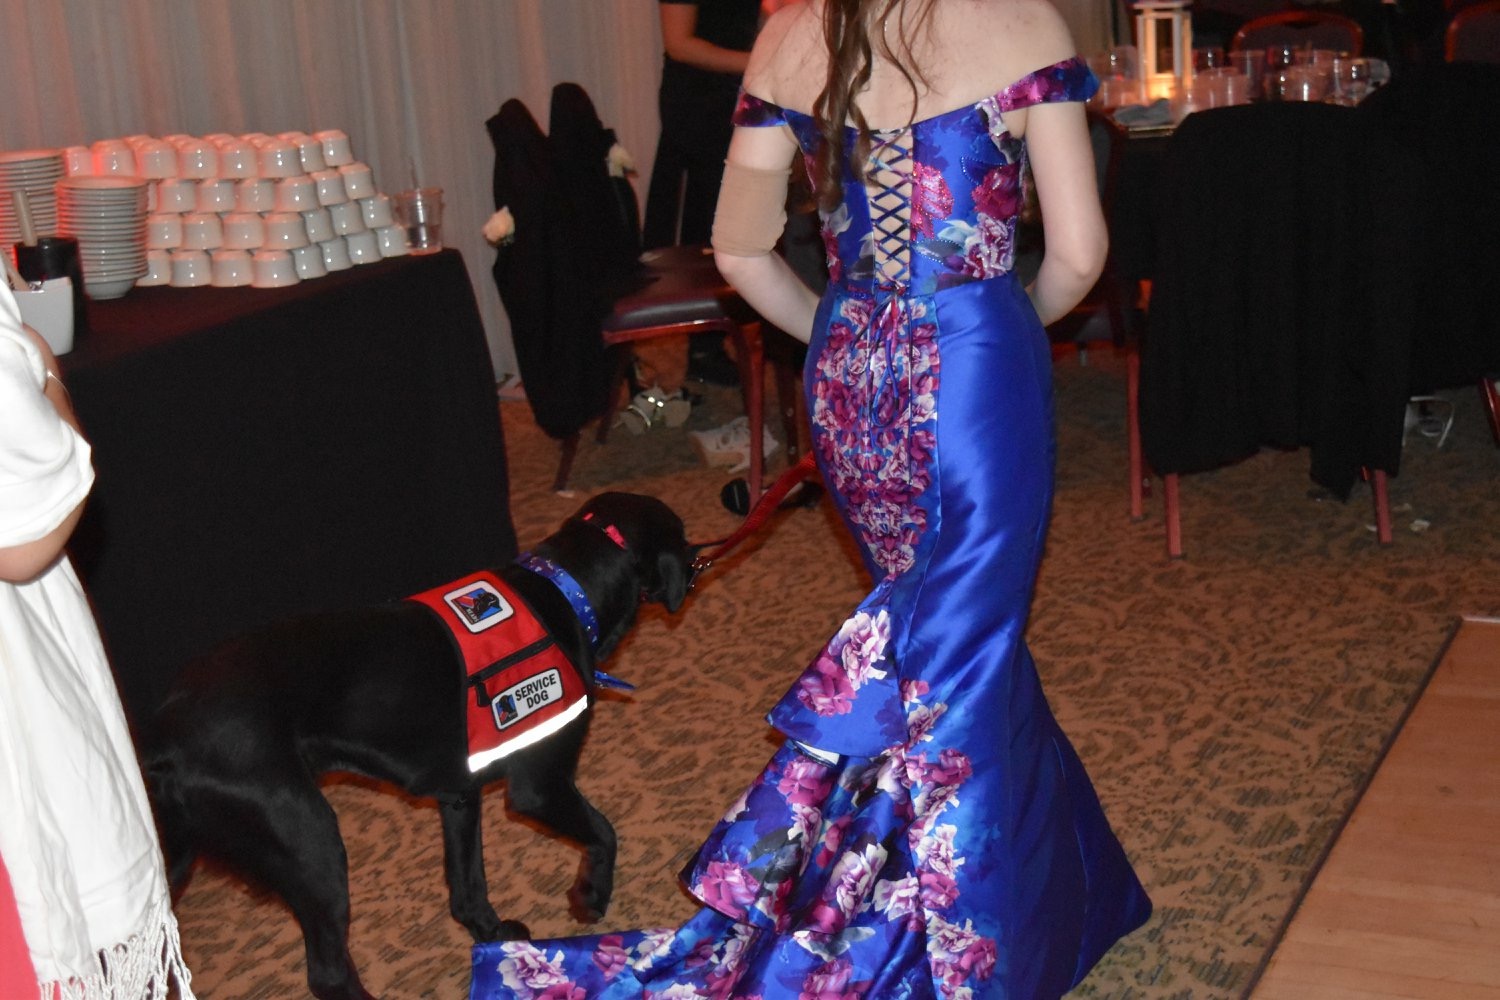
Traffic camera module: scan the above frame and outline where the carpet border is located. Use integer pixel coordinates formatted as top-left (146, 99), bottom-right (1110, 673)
top-left (1236, 614), bottom-right (1464, 999)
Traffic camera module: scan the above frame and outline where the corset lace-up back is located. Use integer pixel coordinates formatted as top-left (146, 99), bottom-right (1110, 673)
top-left (866, 128), bottom-right (915, 288)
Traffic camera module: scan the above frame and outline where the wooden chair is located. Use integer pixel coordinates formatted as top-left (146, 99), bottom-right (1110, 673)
top-left (488, 92), bottom-right (767, 500)
top-left (1018, 109), bottom-right (1147, 513)
top-left (586, 245), bottom-right (766, 501)
top-left (1084, 110), bottom-right (1135, 357)
top-left (760, 174), bottom-right (829, 468)
top-left (1446, 0), bottom-right (1500, 62)
top-left (1035, 110), bottom-right (1149, 516)
top-left (549, 83), bottom-right (768, 500)
top-left (1230, 10), bottom-right (1365, 55)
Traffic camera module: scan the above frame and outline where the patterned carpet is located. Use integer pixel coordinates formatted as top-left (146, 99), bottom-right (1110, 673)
top-left (169, 346), bottom-right (1500, 999)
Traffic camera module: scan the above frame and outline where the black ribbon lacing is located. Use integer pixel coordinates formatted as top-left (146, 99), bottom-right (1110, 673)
top-left (863, 127), bottom-right (919, 486)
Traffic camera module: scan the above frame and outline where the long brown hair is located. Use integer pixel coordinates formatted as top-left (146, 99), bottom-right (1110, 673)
top-left (812, 0), bottom-right (937, 211)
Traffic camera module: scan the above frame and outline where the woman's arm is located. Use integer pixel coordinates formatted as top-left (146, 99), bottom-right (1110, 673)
top-left (977, 0), bottom-right (1105, 326)
top-left (1020, 99), bottom-right (1108, 327)
top-left (714, 241), bottom-right (821, 344)
top-left (713, 123), bottom-right (821, 344)
top-left (0, 325), bottom-right (88, 583)
top-left (660, 2), bottom-right (752, 75)
top-left (711, 4), bottom-right (821, 342)
top-left (0, 483), bottom-right (86, 583)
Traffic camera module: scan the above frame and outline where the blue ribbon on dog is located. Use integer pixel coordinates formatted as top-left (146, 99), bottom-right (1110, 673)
top-left (590, 671), bottom-right (636, 692)
top-left (515, 552), bottom-right (636, 692)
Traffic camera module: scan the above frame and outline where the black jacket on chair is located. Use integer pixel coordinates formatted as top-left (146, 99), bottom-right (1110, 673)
top-left (1140, 101), bottom-right (1418, 499)
top-left (548, 82), bottom-right (644, 293)
top-left (486, 99), bottom-right (614, 441)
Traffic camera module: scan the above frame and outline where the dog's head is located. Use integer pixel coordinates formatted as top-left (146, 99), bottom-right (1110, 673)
top-left (571, 492), bottom-right (694, 612)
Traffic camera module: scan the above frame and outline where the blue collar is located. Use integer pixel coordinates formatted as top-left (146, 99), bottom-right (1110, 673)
top-left (515, 553), bottom-right (634, 692)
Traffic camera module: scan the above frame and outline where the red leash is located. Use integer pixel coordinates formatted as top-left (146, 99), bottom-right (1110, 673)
top-left (690, 451), bottom-right (819, 579)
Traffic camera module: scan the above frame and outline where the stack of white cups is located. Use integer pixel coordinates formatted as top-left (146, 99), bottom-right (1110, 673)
top-left (63, 129), bottom-right (410, 290)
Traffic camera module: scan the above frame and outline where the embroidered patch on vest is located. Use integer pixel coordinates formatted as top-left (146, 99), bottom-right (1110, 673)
top-left (407, 570), bottom-right (588, 773)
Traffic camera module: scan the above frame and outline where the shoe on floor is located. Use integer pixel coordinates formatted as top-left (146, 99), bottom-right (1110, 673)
top-left (1404, 395), bottom-right (1455, 448)
top-left (659, 389), bottom-right (692, 428)
top-left (619, 384), bottom-right (694, 434)
top-left (689, 415), bottom-right (779, 473)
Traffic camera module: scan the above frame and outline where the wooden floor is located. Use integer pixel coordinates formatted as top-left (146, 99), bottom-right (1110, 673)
top-left (1250, 617), bottom-right (1500, 999)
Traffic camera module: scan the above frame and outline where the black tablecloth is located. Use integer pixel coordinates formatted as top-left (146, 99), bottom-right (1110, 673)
top-left (61, 249), bottom-right (516, 726)
top-left (1359, 61), bottom-right (1500, 394)
top-left (1138, 102), bottom-right (1418, 499)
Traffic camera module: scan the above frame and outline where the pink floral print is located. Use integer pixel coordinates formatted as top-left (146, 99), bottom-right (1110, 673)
top-left (809, 297), bottom-right (939, 578)
top-left (794, 608), bottom-right (892, 717)
top-left (910, 162), bottom-right (953, 239)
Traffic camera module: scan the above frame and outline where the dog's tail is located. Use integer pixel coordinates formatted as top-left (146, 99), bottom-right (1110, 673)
top-left (142, 743), bottom-right (199, 895)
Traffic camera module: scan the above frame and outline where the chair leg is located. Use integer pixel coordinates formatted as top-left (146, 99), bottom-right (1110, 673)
top-left (1127, 347), bottom-right (1145, 521)
top-left (774, 354), bottom-right (800, 464)
top-left (597, 347), bottom-right (635, 445)
top-left (553, 433), bottom-right (580, 494)
top-left (1372, 469), bottom-right (1392, 545)
top-left (1481, 376), bottom-right (1500, 447)
top-left (1103, 266), bottom-right (1130, 349)
top-left (735, 326), bottom-right (768, 503)
top-left (1164, 473), bottom-right (1182, 559)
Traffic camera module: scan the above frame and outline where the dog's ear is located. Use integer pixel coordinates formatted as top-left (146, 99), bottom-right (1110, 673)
top-left (652, 545), bottom-right (692, 613)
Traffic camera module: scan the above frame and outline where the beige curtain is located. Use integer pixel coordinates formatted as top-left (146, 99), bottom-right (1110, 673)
top-left (0, 0), bottom-right (669, 381)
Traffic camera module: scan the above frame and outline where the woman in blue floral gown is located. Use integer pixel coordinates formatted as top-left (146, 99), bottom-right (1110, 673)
top-left (472, 1), bottom-right (1150, 996)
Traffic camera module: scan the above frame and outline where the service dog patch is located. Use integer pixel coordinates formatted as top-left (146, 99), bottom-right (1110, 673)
top-left (442, 580), bottom-right (513, 632)
top-left (407, 571), bottom-right (587, 772)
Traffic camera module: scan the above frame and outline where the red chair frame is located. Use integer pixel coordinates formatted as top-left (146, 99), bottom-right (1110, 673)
top-left (1230, 10), bottom-right (1365, 55)
top-left (1446, 0), bottom-right (1500, 61)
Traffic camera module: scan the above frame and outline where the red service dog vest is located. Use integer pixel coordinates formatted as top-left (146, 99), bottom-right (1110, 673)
top-left (407, 571), bottom-right (588, 772)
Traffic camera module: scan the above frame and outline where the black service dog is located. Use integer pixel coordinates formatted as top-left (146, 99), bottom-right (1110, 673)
top-left (145, 492), bottom-right (694, 1000)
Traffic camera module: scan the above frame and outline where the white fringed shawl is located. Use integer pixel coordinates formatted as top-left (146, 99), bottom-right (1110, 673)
top-left (0, 291), bottom-right (194, 999)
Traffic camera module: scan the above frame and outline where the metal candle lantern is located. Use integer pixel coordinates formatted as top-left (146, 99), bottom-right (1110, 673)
top-left (1132, 0), bottom-right (1194, 99)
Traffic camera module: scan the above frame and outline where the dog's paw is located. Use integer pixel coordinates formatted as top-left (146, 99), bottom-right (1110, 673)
top-left (463, 913), bottom-right (529, 943)
top-left (568, 884), bottom-right (611, 924)
top-left (496, 919), bottom-right (531, 941)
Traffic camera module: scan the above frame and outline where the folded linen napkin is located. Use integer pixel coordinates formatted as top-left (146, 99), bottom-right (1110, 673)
top-left (1112, 99), bottom-right (1173, 129)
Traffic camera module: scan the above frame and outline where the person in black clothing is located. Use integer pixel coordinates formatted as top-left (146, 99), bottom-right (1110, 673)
top-left (644, 0), bottom-right (763, 386)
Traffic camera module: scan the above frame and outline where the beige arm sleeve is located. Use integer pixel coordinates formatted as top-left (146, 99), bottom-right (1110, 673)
top-left (711, 159), bottom-right (792, 257)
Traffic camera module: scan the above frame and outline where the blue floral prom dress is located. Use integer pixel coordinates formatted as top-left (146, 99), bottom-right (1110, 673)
top-left (471, 56), bottom-right (1150, 1000)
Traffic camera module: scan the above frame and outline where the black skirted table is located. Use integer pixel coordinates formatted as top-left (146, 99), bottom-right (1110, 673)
top-left (60, 249), bottom-right (517, 728)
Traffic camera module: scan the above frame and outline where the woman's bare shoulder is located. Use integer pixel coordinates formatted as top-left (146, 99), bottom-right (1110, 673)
top-left (742, 0), bottom-right (1079, 113)
top-left (744, 1), bottom-right (827, 108)
top-left (937, 0), bottom-right (1078, 74)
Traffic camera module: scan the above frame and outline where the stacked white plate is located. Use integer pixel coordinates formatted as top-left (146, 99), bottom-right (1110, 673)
top-left (0, 149), bottom-right (65, 245)
top-left (56, 176), bottom-right (150, 300)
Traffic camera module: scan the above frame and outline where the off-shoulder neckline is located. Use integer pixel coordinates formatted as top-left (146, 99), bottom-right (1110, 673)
top-left (743, 55), bottom-right (1088, 134)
